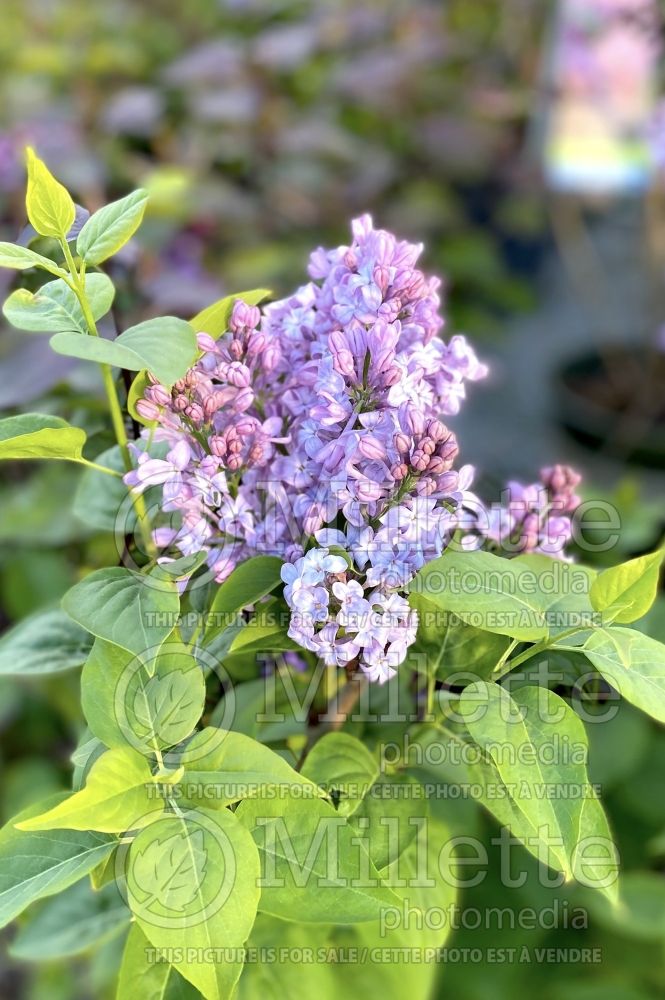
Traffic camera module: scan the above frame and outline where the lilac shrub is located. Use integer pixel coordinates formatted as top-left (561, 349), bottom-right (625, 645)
top-left (3, 153), bottom-right (665, 1000)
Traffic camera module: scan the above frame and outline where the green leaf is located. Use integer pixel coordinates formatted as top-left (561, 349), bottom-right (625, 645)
top-left (238, 916), bottom-right (336, 999)
top-left (459, 681), bottom-right (618, 899)
top-left (104, 317), bottom-right (197, 388)
top-left (409, 591), bottom-right (510, 680)
top-left (568, 626), bottom-right (665, 724)
top-left (579, 870), bottom-right (665, 943)
top-left (16, 747), bottom-right (165, 834)
top-left (210, 673), bottom-right (310, 743)
top-left (90, 847), bottom-right (119, 891)
top-left (226, 615), bottom-right (298, 656)
top-left (203, 556), bottom-right (284, 643)
top-left (82, 639), bottom-right (205, 752)
top-left (25, 147), bottom-right (76, 239)
top-left (0, 606), bottom-right (93, 676)
top-left (590, 548), bottom-right (665, 623)
top-left (191, 289), bottom-right (271, 338)
top-left (0, 793), bottom-right (115, 928)
top-left (117, 923), bottom-right (198, 999)
top-left (3, 273), bottom-right (114, 333)
top-left (515, 554), bottom-right (598, 639)
top-left (51, 316), bottom-right (198, 387)
top-left (9, 878), bottom-right (129, 961)
top-left (337, 818), bottom-right (456, 998)
top-left (0, 413), bottom-right (86, 463)
top-left (61, 567), bottom-right (180, 671)
top-left (175, 727), bottom-right (318, 809)
top-left (73, 445), bottom-right (130, 531)
top-left (301, 733), bottom-right (379, 816)
top-left (212, 596), bottom-right (298, 659)
top-left (77, 189), bottom-right (149, 265)
top-left (237, 794), bottom-right (400, 923)
top-left (0, 242), bottom-right (67, 278)
top-left (125, 807), bottom-right (261, 1000)
top-left (349, 774), bottom-right (425, 870)
top-left (410, 549), bottom-right (551, 641)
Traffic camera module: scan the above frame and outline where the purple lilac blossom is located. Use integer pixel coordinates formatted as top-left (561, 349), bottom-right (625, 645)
top-left (461, 464), bottom-right (582, 559)
top-left (127, 216), bottom-right (495, 681)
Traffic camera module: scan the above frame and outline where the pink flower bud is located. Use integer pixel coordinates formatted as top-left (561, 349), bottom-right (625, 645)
top-left (390, 462), bottom-right (409, 481)
top-left (196, 332), bottom-right (218, 353)
top-left (209, 436), bottom-right (226, 458)
top-left (185, 403), bottom-right (204, 424)
top-left (246, 333), bottom-right (266, 358)
top-left (234, 417), bottom-right (257, 437)
top-left (226, 363), bottom-right (251, 388)
top-left (355, 480), bottom-right (384, 503)
top-left (234, 387), bottom-right (254, 412)
top-left (263, 343), bottom-right (281, 371)
top-left (427, 419), bottom-right (448, 442)
top-left (148, 384), bottom-right (171, 407)
top-left (382, 366), bottom-right (402, 387)
top-left (230, 301), bottom-right (260, 334)
top-left (373, 264), bottom-right (392, 293)
top-left (404, 406), bottom-right (425, 438)
top-left (394, 433), bottom-right (411, 455)
top-left (416, 476), bottom-right (437, 496)
top-left (203, 395), bottom-right (220, 421)
top-left (358, 435), bottom-right (386, 461)
top-left (136, 399), bottom-right (160, 421)
top-left (410, 450), bottom-right (429, 473)
top-left (248, 443), bottom-right (264, 465)
top-left (426, 455), bottom-right (448, 475)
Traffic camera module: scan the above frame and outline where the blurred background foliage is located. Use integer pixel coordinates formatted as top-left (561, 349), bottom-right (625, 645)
top-left (0, 1), bottom-right (663, 999)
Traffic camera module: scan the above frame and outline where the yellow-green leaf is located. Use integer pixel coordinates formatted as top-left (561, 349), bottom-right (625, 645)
top-left (590, 548), bottom-right (665, 623)
top-left (0, 413), bottom-right (86, 463)
top-left (15, 747), bottom-right (164, 833)
top-left (25, 147), bottom-right (76, 240)
top-left (191, 289), bottom-right (271, 338)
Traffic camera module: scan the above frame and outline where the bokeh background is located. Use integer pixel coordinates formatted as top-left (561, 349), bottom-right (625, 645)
top-left (0, 1), bottom-right (664, 998)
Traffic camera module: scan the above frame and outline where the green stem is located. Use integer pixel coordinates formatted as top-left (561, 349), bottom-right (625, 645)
top-left (493, 625), bottom-right (590, 681)
top-left (60, 239), bottom-right (155, 558)
top-left (493, 638), bottom-right (520, 675)
top-left (81, 459), bottom-right (123, 477)
top-left (426, 670), bottom-right (436, 720)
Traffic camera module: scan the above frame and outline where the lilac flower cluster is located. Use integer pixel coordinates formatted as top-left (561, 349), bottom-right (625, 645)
top-left (128, 215), bottom-right (563, 682)
top-left (463, 464), bottom-right (583, 559)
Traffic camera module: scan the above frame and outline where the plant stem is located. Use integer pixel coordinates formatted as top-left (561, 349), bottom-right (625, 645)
top-left (493, 625), bottom-right (590, 681)
top-left (60, 239), bottom-right (155, 558)
top-left (81, 458), bottom-right (123, 477)
top-left (297, 673), bottom-right (368, 769)
top-left (426, 670), bottom-right (436, 720)
top-left (493, 638), bottom-right (519, 675)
